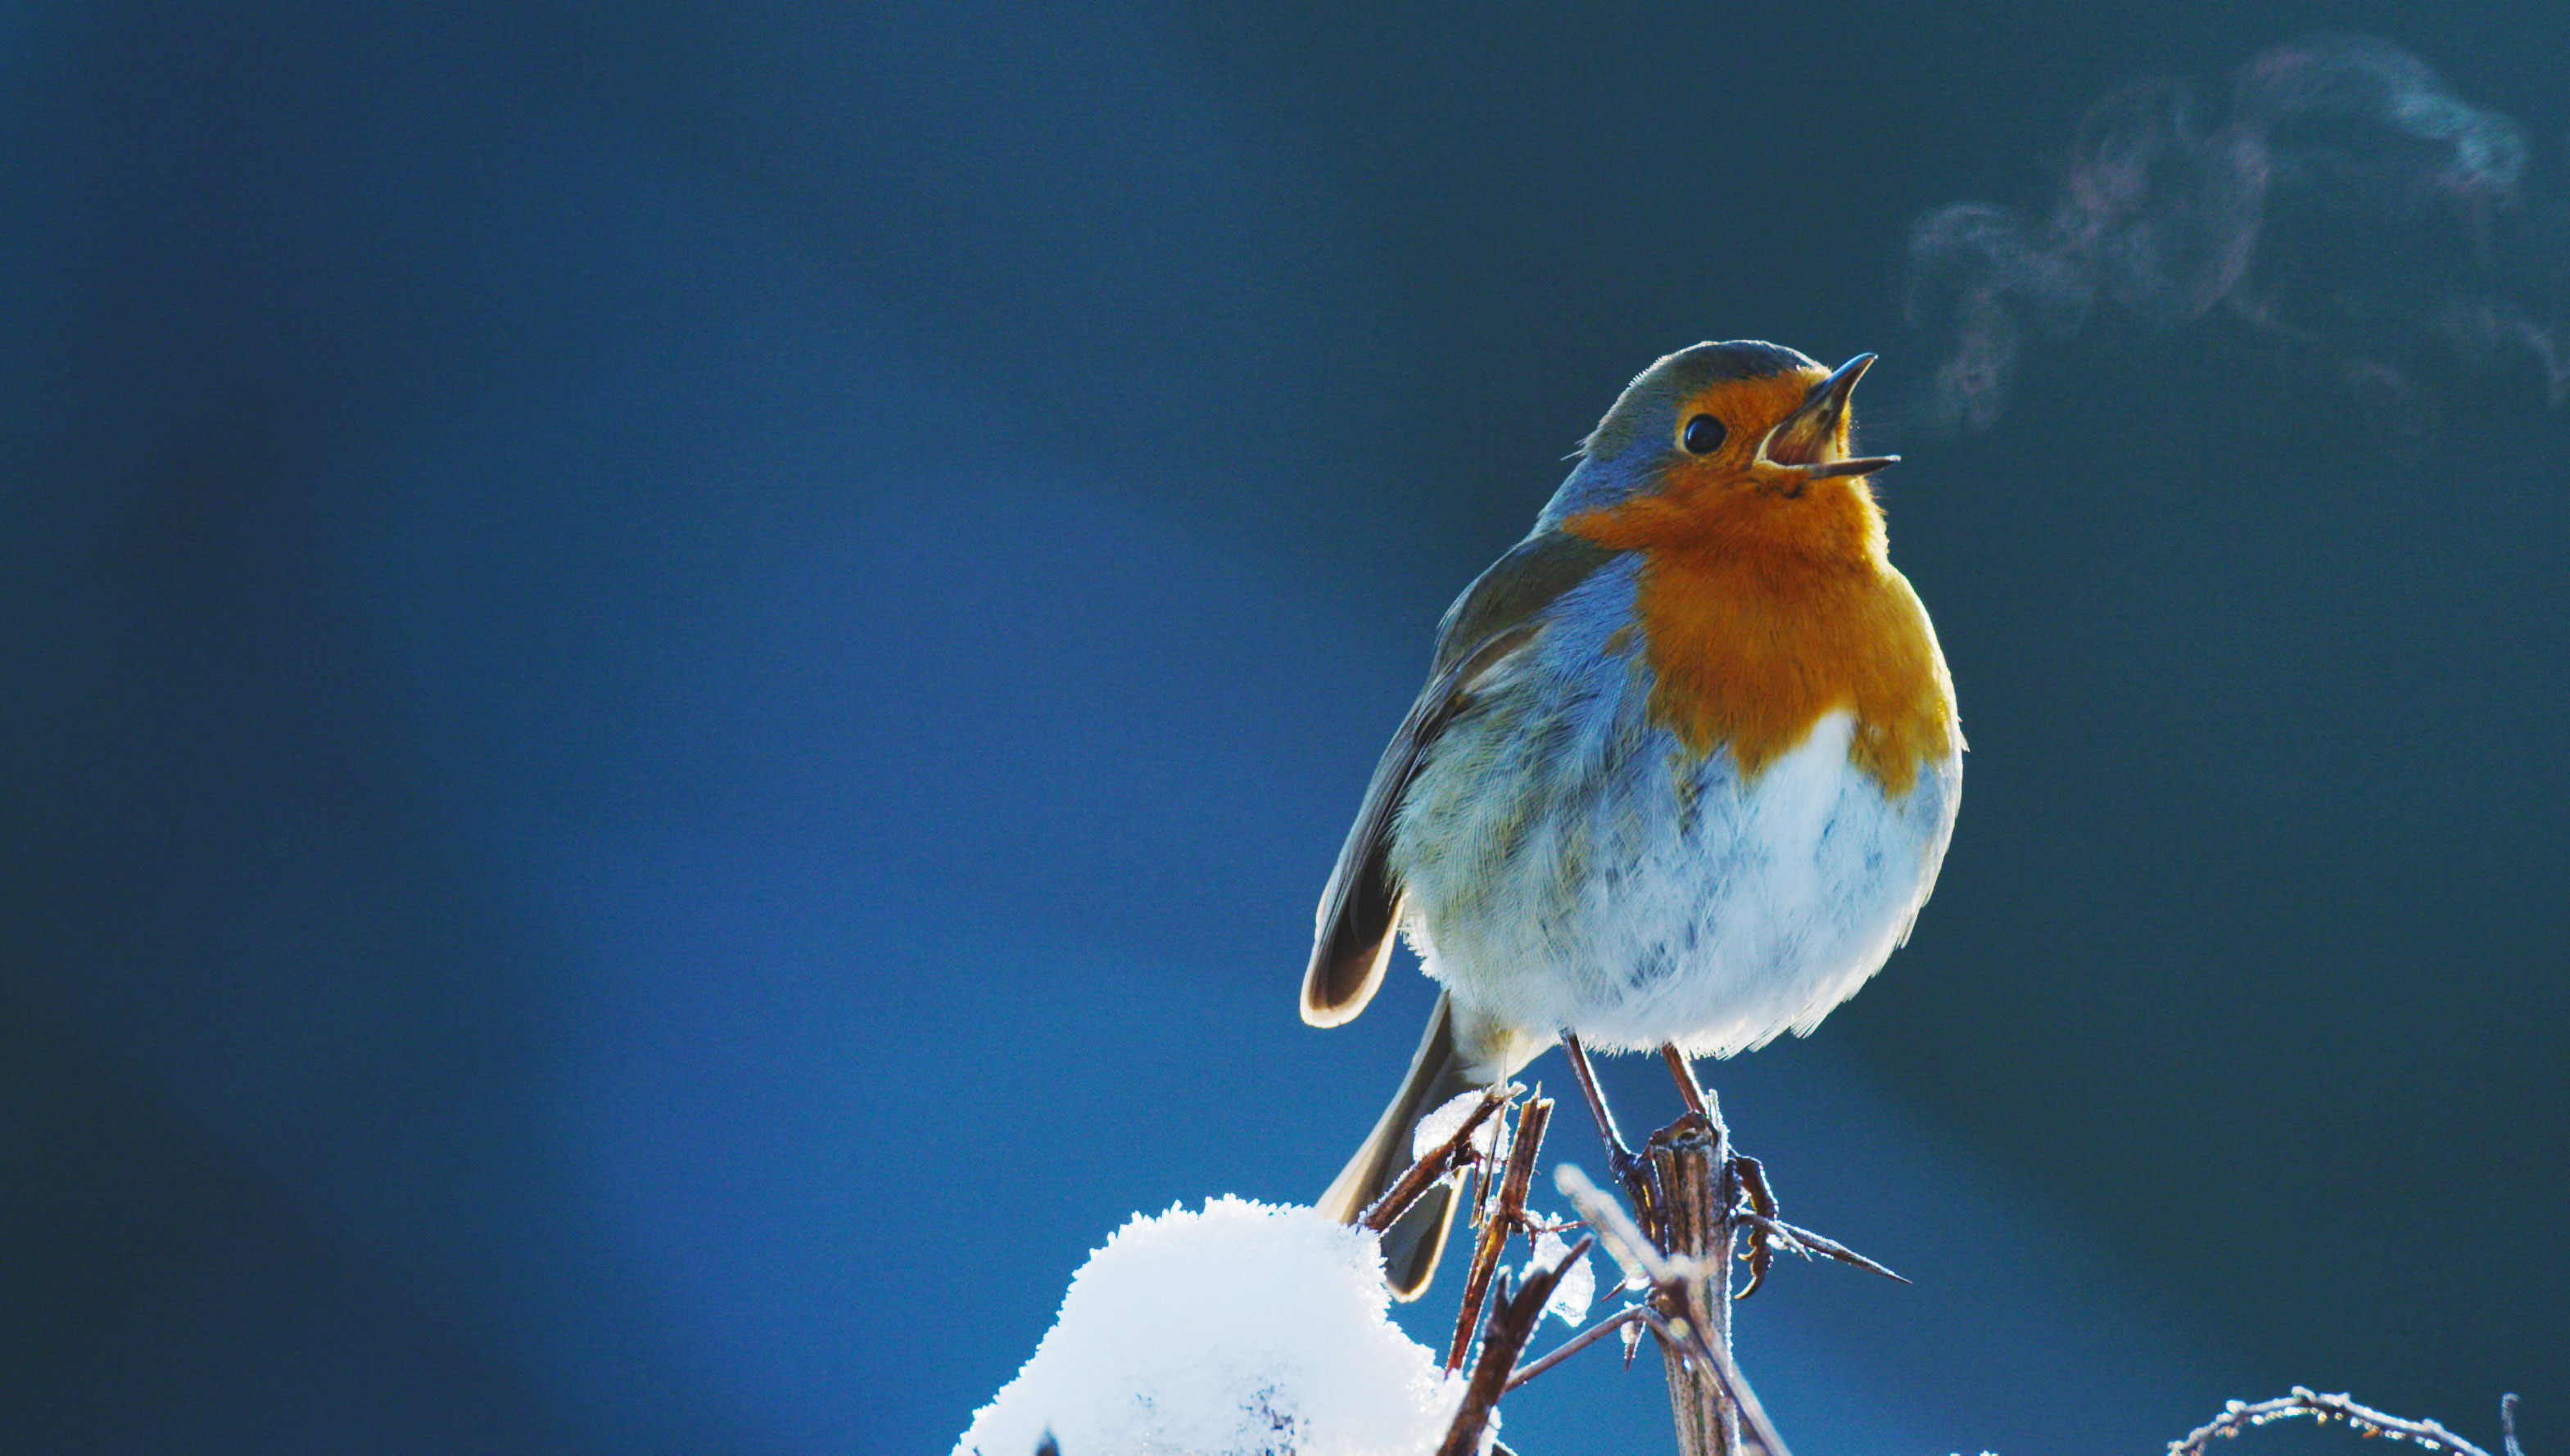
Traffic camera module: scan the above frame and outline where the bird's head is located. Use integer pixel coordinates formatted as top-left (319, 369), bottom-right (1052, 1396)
top-left (1542, 341), bottom-right (1899, 563)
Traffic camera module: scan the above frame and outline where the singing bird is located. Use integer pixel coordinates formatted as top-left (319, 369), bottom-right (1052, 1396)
top-left (1305, 341), bottom-right (1960, 1298)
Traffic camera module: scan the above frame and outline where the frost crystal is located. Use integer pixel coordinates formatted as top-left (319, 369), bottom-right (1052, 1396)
top-left (1523, 1223), bottom-right (1594, 1327)
top-left (955, 1197), bottom-right (1472, 1456)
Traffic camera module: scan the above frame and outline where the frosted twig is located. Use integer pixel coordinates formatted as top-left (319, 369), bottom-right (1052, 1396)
top-left (1558, 1163), bottom-right (1794, 1456)
top-left (1435, 1234), bottom-right (1591, 1456)
top-left (1634, 1306), bottom-right (1792, 1456)
top-left (2167, 1387), bottom-right (2513, 1456)
top-left (1360, 1086), bottom-right (1514, 1233)
top-left (1555, 1164), bottom-right (1695, 1291)
top-left (1446, 1094), bottom-right (1555, 1372)
top-left (1503, 1302), bottom-right (1647, 1392)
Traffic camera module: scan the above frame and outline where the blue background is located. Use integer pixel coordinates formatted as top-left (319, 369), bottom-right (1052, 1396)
top-left (4, 4), bottom-right (2563, 1453)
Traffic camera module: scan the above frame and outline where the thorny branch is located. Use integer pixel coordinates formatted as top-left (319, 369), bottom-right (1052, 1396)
top-left (1361, 1083), bottom-right (2536, 1456)
top-left (1738, 1211), bottom-right (1909, 1287)
top-left (1557, 1163), bottom-right (1794, 1456)
top-left (2170, 1388), bottom-right (2530, 1456)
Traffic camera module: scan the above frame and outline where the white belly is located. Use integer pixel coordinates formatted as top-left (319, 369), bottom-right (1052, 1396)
top-left (1388, 560), bottom-right (1960, 1065)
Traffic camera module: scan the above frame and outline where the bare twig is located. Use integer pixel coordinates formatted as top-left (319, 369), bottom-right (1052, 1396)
top-left (1446, 1095), bottom-right (1554, 1371)
top-left (2503, 1395), bottom-right (2524, 1456)
top-left (2169, 1388), bottom-right (2510, 1456)
top-left (1555, 1164), bottom-right (1695, 1291)
top-left (1460, 1091), bottom-right (1514, 1248)
top-left (1503, 1300), bottom-right (1645, 1392)
top-left (1634, 1306), bottom-right (1793, 1456)
top-left (1360, 1085), bottom-right (1514, 1233)
top-left (1435, 1235), bottom-right (1590, 1456)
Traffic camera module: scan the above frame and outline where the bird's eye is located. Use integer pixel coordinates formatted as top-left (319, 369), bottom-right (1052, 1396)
top-left (1681, 414), bottom-right (1726, 454)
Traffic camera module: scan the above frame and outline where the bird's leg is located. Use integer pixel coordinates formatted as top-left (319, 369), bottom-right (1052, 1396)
top-left (1604, 1042), bottom-right (1905, 1297)
top-left (1658, 1043), bottom-right (1710, 1119)
top-left (1659, 1042), bottom-right (1785, 1299)
top-left (1559, 1033), bottom-right (1639, 1182)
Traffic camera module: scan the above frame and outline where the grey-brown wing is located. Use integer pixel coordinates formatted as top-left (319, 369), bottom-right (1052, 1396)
top-left (1300, 529), bottom-right (1618, 1027)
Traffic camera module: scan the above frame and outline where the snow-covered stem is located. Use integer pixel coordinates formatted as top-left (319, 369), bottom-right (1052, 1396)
top-left (1362, 1086), bottom-right (1514, 1234)
top-left (2167, 1387), bottom-right (2526, 1456)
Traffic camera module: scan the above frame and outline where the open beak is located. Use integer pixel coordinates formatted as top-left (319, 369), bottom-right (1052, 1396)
top-left (1760, 353), bottom-right (1898, 479)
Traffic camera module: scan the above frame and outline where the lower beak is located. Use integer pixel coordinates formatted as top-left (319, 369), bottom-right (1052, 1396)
top-left (1762, 353), bottom-right (1898, 478)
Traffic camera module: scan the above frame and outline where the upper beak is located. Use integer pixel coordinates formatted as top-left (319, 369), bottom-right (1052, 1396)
top-left (1761, 353), bottom-right (1898, 479)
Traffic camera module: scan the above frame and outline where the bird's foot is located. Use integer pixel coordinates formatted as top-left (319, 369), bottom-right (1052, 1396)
top-left (1724, 1150), bottom-right (1908, 1297)
top-left (1731, 1151), bottom-right (1782, 1298)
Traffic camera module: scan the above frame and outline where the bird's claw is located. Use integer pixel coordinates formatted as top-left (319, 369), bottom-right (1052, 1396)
top-left (1725, 1149), bottom-right (1908, 1295)
top-left (1605, 1142), bottom-right (1645, 1188)
top-left (1731, 1152), bottom-right (1781, 1299)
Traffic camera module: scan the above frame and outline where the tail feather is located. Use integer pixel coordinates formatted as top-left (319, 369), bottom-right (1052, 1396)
top-left (1318, 991), bottom-right (1481, 1300)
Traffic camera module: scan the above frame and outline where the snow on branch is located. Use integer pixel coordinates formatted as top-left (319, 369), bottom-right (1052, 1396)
top-left (952, 1083), bottom-right (2533, 1456)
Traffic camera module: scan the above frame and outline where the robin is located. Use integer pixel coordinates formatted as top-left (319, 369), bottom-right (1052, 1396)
top-left (1304, 341), bottom-right (1960, 1298)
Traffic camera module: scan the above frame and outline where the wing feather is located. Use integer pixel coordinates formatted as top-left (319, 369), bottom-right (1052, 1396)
top-left (1300, 529), bottom-right (1619, 1026)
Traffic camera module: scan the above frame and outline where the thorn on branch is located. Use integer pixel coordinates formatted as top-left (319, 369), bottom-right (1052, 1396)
top-left (1739, 1213), bottom-right (1910, 1286)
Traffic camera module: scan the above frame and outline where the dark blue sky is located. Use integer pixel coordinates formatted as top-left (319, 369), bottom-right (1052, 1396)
top-left (4, 4), bottom-right (2563, 1453)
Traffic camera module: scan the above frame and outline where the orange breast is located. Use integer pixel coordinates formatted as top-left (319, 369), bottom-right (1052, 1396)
top-left (1565, 484), bottom-right (1957, 797)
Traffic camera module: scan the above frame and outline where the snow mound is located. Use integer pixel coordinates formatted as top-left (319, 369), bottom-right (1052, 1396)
top-left (955, 1196), bottom-right (1468, 1456)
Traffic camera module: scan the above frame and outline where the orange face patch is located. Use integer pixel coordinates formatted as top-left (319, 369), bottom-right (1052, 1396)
top-left (1563, 441), bottom-right (1956, 797)
top-left (1664, 371), bottom-right (1835, 465)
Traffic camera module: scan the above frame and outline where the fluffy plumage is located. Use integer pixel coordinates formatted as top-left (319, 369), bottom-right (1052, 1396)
top-left (1305, 341), bottom-right (1961, 1299)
